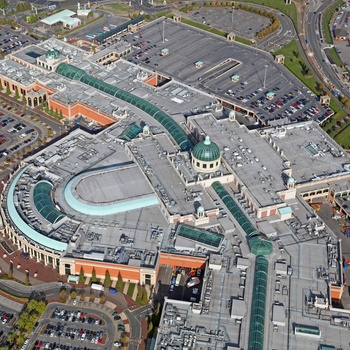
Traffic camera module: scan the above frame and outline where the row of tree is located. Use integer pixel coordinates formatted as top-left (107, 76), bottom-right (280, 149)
top-left (78, 266), bottom-right (124, 290)
top-left (6, 299), bottom-right (47, 349)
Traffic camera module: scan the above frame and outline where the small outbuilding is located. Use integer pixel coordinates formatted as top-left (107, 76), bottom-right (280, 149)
top-left (195, 61), bottom-right (204, 68)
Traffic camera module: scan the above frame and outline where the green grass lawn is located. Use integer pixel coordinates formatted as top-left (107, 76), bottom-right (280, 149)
top-left (238, 0), bottom-right (298, 29)
top-left (273, 40), bottom-right (318, 94)
top-left (326, 47), bottom-right (344, 67)
top-left (127, 283), bottom-right (135, 297)
top-left (109, 3), bottom-right (131, 13)
top-left (335, 123), bottom-right (350, 148)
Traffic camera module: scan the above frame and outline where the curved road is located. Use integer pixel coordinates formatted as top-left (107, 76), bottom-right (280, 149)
top-left (307, 1), bottom-right (349, 98)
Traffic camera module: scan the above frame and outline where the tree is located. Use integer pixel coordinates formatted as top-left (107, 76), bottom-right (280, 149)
top-left (59, 110), bottom-right (63, 119)
top-left (7, 265), bottom-right (13, 278)
top-left (54, 108), bottom-right (58, 119)
top-left (14, 87), bottom-right (19, 99)
top-left (91, 267), bottom-right (97, 283)
top-left (59, 289), bottom-right (67, 302)
top-left (99, 294), bottom-right (106, 304)
top-left (104, 270), bottom-right (112, 288)
top-left (5, 84), bottom-right (10, 95)
top-left (24, 276), bottom-right (30, 286)
top-left (0, 80), bottom-right (3, 91)
top-left (80, 291), bottom-right (85, 301)
top-left (70, 290), bottom-right (77, 300)
top-left (78, 266), bottom-right (85, 284)
top-left (22, 94), bottom-right (26, 103)
top-left (89, 292), bottom-right (95, 302)
top-left (147, 320), bottom-right (153, 334)
top-left (116, 272), bottom-right (124, 291)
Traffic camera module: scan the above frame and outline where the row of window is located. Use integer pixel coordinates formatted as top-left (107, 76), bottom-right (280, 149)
top-left (193, 159), bottom-right (219, 169)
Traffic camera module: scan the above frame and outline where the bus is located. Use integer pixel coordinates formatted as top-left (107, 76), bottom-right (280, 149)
top-left (91, 283), bottom-right (104, 291)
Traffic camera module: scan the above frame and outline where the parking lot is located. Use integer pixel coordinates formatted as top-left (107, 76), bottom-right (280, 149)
top-left (29, 303), bottom-right (120, 350)
top-left (0, 104), bottom-right (41, 161)
top-left (0, 306), bottom-right (17, 348)
top-left (119, 18), bottom-right (329, 125)
top-left (0, 26), bottom-right (36, 56)
top-left (188, 7), bottom-right (270, 41)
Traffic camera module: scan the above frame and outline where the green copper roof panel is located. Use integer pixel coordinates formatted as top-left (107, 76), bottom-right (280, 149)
top-left (212, 181), bottom-right (256, 235)
top-left (56, 63), bottom-right (193, 151)
top-left (33, 181), bottom-right (66, 224)
top-left (248, 256), bottom-right (268, 350)
top-left (118, 123), bottom-right (142, 141)
top-left (192, 136), bottom-right (220, 162)
top-left (176, 224), bottom-right (224, 249)
top-left (7, 167), bottom-right (67, 251)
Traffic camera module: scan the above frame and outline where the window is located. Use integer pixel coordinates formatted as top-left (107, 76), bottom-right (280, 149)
top-left (203, 163), bottom-right (207, 169)
top-left (65, 263), bottom-right (71, 275)
top-left (216, 161), bottom-right (219, 166)
top-left (210, 163), bottom-right (214, 168)
top-left (196, 162), bottom-right (200, 167)
top-left (145, 274), bottom-right (151, 285)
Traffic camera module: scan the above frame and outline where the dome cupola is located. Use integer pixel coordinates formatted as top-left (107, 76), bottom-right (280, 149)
top-left (192, 135), bottom-right (221, 173)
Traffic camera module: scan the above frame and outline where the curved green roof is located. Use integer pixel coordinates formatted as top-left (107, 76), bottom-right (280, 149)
top-left (212, 181), bottom-right (256, 235)
top-left (55, 63), bottom-right (193, 151)
top-left (33, 181), bottom-right (66, 224)
top-left (6, 167), bottom-right (67, 251)
top-left (248, 256), bottom-right (268, 350)
top-left (118, 123), bottom-right (142, 141)
top-left (192, 135), bottom-right (220, 162)
top-left (212, 181), bottom-right (273, 255)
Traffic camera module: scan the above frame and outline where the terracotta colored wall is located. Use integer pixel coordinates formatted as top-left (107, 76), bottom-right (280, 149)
top-left (75, 259), bottom-right (141, 280)
top-left (144, 74), bottom-right (157, 87)
top-left (159, 252), bottom-right (207, 270)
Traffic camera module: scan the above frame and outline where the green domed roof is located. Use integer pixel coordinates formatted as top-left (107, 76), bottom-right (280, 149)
top-left (193, 135), bottom-right (220, 162)
top-left (46, 49), bottom-right (60, 60)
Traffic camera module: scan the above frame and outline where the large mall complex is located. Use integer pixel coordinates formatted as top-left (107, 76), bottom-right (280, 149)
top-left (0, 17), bottom-right (350, 350)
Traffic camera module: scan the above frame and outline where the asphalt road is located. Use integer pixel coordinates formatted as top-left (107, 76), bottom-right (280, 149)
top-left (306, 0), bottom-right (350, 101)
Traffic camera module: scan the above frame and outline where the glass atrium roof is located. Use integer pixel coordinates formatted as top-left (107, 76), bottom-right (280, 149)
top-left (6, 167), bottom-right (67, 251)
top-left (56, 63), bottom-right (193, 151)
top-left (176, 224), bottom-right (224, 249)
top-left (33, 181), bottom-right (66, 224)
top-left (248, 256), bottom-right (268, 350)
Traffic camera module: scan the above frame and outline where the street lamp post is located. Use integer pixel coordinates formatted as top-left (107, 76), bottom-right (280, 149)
top-left (263, 65), bottom-right (268, 89)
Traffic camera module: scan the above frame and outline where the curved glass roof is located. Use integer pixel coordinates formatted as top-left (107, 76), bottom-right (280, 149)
top-left (118, 123), bottom-right (142, 141)
top-left (64, 168), bottom-right (159, 216)
top-left (6, 167), bottom-right (67, 251)
top-left (248, 256), bottom-right (268, 350)
top-left (212, 181), bottom-right (256, 235)
top-left (55, 63), bottom-right (193, 151)
top-left (33, 181), bottom-right (66, 224)
top-left (192, 135), bottom-right (220, 162)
